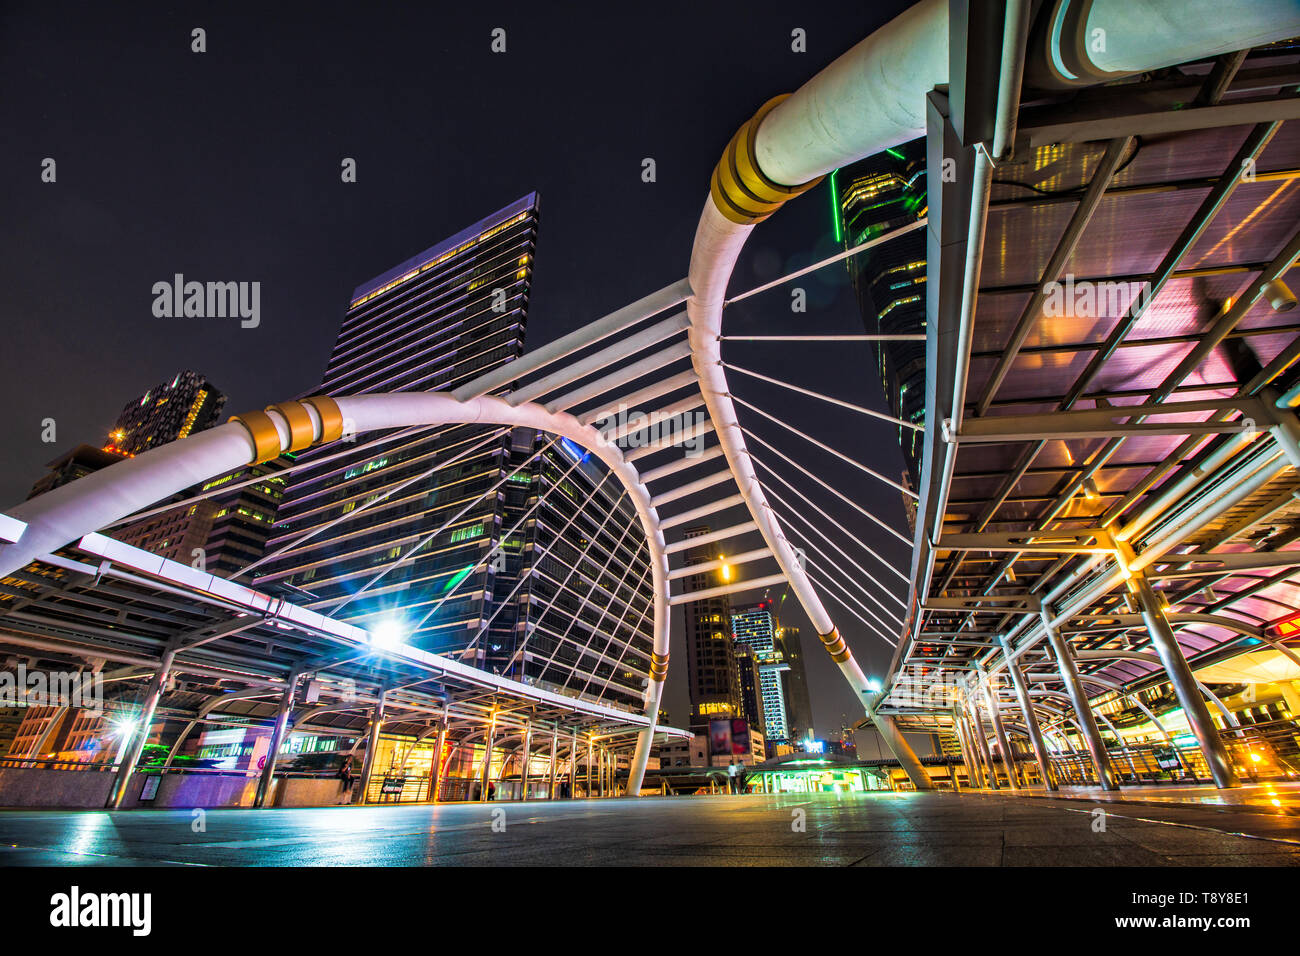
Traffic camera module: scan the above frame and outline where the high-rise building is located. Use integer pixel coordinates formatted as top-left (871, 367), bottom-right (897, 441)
top-left (255, 195), bottom-right (654, 710)
top-left (734, 642), bottom-right (767, 737)
top-left (27, 445), bottom-right (127, 499)
top-left (679, 525), bottom-right (742, 734)
top-left (732, 601), bottom-right (791, 748)
top-left (196, 460), bottom-right (288, 576)
top-left (106, 370), bottom-right (226, 456)
top-left (834, 139), bottom-right (928, 500)
top-left (778, 622), bottom-right (814, 747)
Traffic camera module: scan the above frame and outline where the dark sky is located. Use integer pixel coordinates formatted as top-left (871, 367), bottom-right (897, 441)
top-left (1, 0), bottom-right (916, 738)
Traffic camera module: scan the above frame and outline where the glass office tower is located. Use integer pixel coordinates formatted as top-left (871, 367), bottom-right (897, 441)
top-left (834, 140), bottom-right (928, 491)
top-left (255, 194), bottom-right (651, 710)
top-left (732, 601), bottom-right (791, 748)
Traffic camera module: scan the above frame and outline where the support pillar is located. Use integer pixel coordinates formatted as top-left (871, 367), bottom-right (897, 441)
top-left (254, 671), bottom-right (300, 808)
top-left (953, 708), bottom-right (982, 788)
top-left (518, 722), bottom-right (532, 801)
top-left (585, 736), bottom-right (593, 797)
top-left (1042, 608), bottom-right (1118, 790)
top-left (548, 725), bottom-right (559, 799)
top-left (1000, 637), bottom-right (1058, 791)
top-left (478, 713), bottom-right (496, 802)
top-left (357, 687), bottom-right (388, 805)
top-left (870, 709), bottom-right (933, 790)
top-left (569, 728), bottom-right (578, 798)
top-left (966, 696), bottom-right (1000, 789)
top-left (980, 672), bottom-right (1020, 790)
top-left (1130, 575), bottom-right (1239, 788)
top-left (107, 648), bottom-right (176, 809)
top-left (429, 720), bottom-right (448, 803)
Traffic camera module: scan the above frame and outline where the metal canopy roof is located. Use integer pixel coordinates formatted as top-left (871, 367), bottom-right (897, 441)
top-left (890, 44), bottom-right (1300, 724)
top-left (0, 535), bottom-right (689, 751)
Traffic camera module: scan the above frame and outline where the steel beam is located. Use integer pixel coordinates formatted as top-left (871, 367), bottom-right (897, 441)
top-left (1041, 608), bottom-right (1118, 790)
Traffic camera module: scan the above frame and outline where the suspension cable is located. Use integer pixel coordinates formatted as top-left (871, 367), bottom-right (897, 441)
top-left (730, 393), bottom-right (917, 499)
top-left (723, 361), bottom-right (920, 431)
top-left (724, 218), bottom-right (928, 305)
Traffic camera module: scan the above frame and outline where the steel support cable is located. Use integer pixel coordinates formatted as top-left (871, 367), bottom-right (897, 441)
top-left (573, 564), bottom-right (655, 699)
top-left (101, 424), bottom-right (435, 530)
top-left (506, 487), bottom-right (646, 668)
top-left (742, 426), bottom-right (912, 552)
top-left (800, 563), bottom-right (899, 647)
top-left (478, 470), bottom-right (620, 664)
top-left (586, 597), bottom-right (654, 703)
top-left (756, 474), bottom-right (907, 620)
top-left (722, 361), bottom-right (921, 431)
top-left (724, 218), bottom-right (928, 306)
top-left (539, 514), bottom-right (649, 687)
top-left (764, 520), bottom-right (899, 647)
top-left (729, 393), bottom-right (917, 499)
top-left (406, 441), bottom-right (589, 633)
top-left (235, 426), bottom-right (513, 581)
top-left (472, 491), bottom-right (649, 667)
top-left (327, 435), bottom-right (566, 620)
top-left (719, 334), bottom-right (926, 342)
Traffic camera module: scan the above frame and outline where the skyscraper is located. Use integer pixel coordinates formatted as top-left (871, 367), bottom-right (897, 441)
top-left (834, 140), bottom-right (928, 499)
top-left (732, 601), bottom-right (791, 749)
top-left (106, 370), bottom-right (226, 456)
top-left (778, 621), bottom-right (814, 747)
top-left (680, 525), bottom-right (742, 734)
top-left (255, 195), bottom-right (653, 709)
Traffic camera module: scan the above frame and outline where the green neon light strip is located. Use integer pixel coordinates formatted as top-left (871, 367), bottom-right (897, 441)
top-left (443, 564), bottom-right (474, 593)
top-left (830, 168), bottom-right (842, 244)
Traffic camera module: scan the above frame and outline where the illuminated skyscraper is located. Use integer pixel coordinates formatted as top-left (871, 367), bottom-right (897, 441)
top-left (256, 195), bottom-right (653, 709)
top-left (106, 370), bottom-right (226, 456)
top-left (731, 601), bottom-right (790, 748)
top-left (680, 525), bottom-right (742, 733)
top-left (834, 139), bottom-right (927, 494)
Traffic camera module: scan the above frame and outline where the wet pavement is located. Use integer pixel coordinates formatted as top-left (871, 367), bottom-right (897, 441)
top-left (3, 789), bottom-right (1300, 866)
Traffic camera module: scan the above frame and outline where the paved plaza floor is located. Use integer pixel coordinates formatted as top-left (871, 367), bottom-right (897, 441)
top-left (2, 788), bottom-right (1299, 866)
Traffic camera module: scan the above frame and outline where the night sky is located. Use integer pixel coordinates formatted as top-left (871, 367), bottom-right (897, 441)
top-left (1, 0), bottom-right (917, 738)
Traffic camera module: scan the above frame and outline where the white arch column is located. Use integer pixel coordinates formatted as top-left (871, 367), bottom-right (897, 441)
top-left (0, 391), bottom-right (673, 795)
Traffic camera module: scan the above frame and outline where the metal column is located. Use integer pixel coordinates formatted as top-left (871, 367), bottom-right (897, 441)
top-left (478, 713), bottom-right (496, 802)
top-left (357, 687), bottom-right (387, 805)
top-left (254, 672), bottom-right (300, 808)
top-left (1000, 636), bottom-right (1058, 791)
top-left (518, 722), bottom-right (532, 801)
top-left (1042, 608), bottom-right (1118, 790)
top-left (872, 711), bottom-right (934, 791)
top-left (966, 696), bottom-right (1000, 789)
top-left (953, 708), bottom-right (983, 788)
top-left (569, 728), bottom-right (578, 798)
top-left (429, 720), bottom-right (448, 803)
top-left (107, 647), bottom-right (176, 809)
top-left (548, 725), bottom-right (559, 800)
top-left (1130, 575), bottom-right (1239, 788)
top-left (980, 672), bottom-right (1020, 790)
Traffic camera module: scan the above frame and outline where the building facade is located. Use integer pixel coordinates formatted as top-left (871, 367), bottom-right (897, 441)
top-left (732, 601), bottom-right (791, 749)
top-left (254, 194), bottom-right (653, 711)
top-left (679, 525), bottom-right (742, 733)
top-left (106, 370), bottom-right (226, 457)
top-left (834, 139), bottom-right (928, 499)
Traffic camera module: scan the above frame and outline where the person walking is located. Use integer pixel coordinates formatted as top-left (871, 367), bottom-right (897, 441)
top-left (338, 755), bottom-right (355, 804)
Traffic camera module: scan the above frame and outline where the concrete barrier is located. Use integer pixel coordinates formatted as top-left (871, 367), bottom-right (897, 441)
top-left (0, 766), bottom-right (116, 808)
top-left (0, 766), bottom-right (353, 810)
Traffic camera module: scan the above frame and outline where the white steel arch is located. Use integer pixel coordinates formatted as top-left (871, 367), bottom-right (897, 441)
top-left (0, 392), bottom-right (674, 791)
